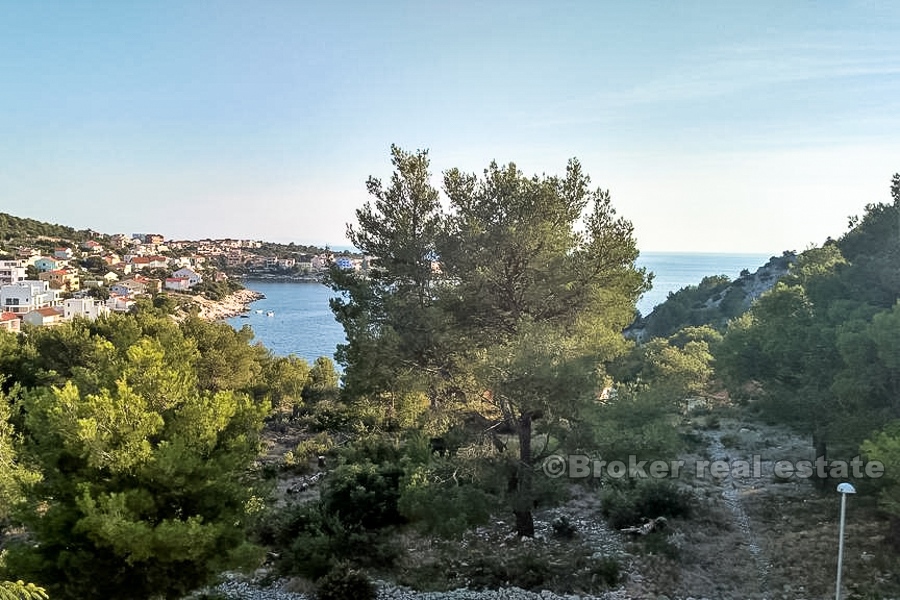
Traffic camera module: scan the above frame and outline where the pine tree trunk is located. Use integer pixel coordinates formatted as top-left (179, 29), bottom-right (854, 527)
top-left (513, 412), bottom-right (535, 537)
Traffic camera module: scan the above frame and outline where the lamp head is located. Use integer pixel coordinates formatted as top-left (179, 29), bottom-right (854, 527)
top-left (836, 482), bottom-right (857, 494)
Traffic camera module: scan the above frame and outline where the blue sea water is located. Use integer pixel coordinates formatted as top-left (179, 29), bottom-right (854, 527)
top-left (229, 252), bottom-right (775, 361)
top-left (226, 281), bottom-right (345, 365)
top-left (635, 252), bottom-right (773, 316)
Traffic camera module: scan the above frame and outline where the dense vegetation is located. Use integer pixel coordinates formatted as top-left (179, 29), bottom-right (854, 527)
top-left (0, 213), bottom-right (90, 248)
top-left (716, 175), bottom-right (900, 543)
top-left (0, 307), bottom-right (314, 599)
top-left (3, 157), bottom-right (900, 598)
top-left (631, 253), bottom-right (796, 339)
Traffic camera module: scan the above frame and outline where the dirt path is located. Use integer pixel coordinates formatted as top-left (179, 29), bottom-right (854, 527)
top-left (703, 428), bottom-right (770, 598)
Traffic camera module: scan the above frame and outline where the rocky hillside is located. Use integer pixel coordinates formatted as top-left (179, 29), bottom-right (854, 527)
top-left (627, 252), bottom-right (797, 341)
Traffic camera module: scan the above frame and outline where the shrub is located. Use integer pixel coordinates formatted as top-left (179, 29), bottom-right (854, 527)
top-left (321, 462), bottom-right (405, 531)
top-left (295, 432), bottom-right (334, 463)
top-left (315, 563), bottom-right (375, 600)
top-left (550, 515), bottom-right (578, 539)
top-left (398, 478), bottom-right (495, 537)
top-left (600, 479), bottom-right (693, 530)
top-left (589, 557), bottom-right (621, 587)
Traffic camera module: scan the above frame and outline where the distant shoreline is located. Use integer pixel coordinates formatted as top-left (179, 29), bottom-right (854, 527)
top-left (240, 274), bottom-right (326, 284)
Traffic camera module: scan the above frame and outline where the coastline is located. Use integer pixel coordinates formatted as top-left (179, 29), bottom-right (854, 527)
top-left (188, 288), bottom-right (266, 321)
top-left (241, 274), bottom-right (325, 283)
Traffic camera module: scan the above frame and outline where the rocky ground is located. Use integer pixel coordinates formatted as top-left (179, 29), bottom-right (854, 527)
top-left (190, 410), bottom-right (900, 600)
top-left (172, 288), bottom-right (265, 320)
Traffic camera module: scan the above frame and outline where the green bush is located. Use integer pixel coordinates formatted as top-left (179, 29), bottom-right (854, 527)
top-left (336, 433), bottom-right (405, 466)
top-left (550, 515), bottom-right (578, 539)
top-left (295, 432), bottom-right (334, 463)
top-left (315, 563), bottom-right (375, 600)
top-left (600, 479), bottom-right (693, 530)
top-left (587, 556), bottom-right (621, 587)
top-left (321, 462), bottom-right (406, 531)
top-left (398, 479), bottom-right (495, 537)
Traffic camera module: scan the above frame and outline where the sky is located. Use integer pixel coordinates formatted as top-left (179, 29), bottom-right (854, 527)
top-left (1, 1), bottom-right (899, 253)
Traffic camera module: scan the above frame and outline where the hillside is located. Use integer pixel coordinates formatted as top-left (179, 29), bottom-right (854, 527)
top-left (0, 212), bottom-right (93, 248)
top-left (627, 252), bottom-right (797, 340)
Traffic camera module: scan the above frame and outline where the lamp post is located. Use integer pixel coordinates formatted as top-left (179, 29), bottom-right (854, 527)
top-left (835, 482), bottom-right (856, 600)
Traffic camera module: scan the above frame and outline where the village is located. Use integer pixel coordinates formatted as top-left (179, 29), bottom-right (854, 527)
top-left (0, 231), bottom-right (366, 331)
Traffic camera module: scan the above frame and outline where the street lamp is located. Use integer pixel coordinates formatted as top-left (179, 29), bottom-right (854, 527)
top-left (835, 482), bottom-right (856, 600)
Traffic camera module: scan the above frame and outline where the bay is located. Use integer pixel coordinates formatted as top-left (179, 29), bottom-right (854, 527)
top-left (226, 281), bottom-right (346, 365)
top-left (229, 252), bottom-right (776, 361)
top-left (635, 251), bottom-right (774, 316)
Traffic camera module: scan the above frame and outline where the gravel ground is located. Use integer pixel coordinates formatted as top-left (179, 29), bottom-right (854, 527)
top-left (199, 574), bottom-right (637, 600)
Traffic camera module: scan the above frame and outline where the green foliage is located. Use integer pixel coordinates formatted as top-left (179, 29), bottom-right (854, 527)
top-left (862, 420), bottom-right (900, 518)
top-left (258, 355), bottom-right (309, 416)
top-left (636, 253), bottom-right (799, 339)
top-left (600, 479), bottom-right (693, 530)
top-left (254, 499), bottom-right (401, 581)
top-left (331, 148), bottom-right (650, 536)
top-left (314, 563), bottom-right (375, 600)
top-left (0, 581), bottom-right (48, 600)
top-left (0, 387), bottom-right (40, 521)
top-left (193, 279), bottom-right (243, 301)
top-left (0, 212), bottom-right (87, 245)
top-left (320, 462), bottom-right (405, 531)
top-left (398, 467), bottom-right (496, 537)
top-left (302, 357), bottom-right (340, 404)
top-left (446, 546), bottom-right (620, 592)
top-left (550, 515), bottom-right (578, 539)
top-left (0, 311), bottom-right (270, 600)
top-left (294, 432), bottom-right (334, 464)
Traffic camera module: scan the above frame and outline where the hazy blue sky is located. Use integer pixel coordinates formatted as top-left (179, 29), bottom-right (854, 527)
top-left (2, 1), bottom-right (899, 252)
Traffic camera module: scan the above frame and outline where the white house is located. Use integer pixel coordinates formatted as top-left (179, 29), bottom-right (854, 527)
top-left (22, 307), bottom-right (65, 327)
top-left (110, 279), bottom-right (147, 297)
top-left (311, 253), bottom-right (332, 271)
top-left (0, 280), bottom-right (61, 315)
top-left (129, 255), bottom-right (169, 270)
top-left (53, 247), bottom-right (74, 260)
top-left (80, 240), bottom-right (103, 253)
top-left (172, 267), bottom-right (203, 287)
top-left (0, 260), bottom-right (26, 286)
top-left (106, 295), bottom-right (135, 313)
top-left (63, 298), bottom-right (110, 321)
top-left (164, 277), bottom-right (191, 292)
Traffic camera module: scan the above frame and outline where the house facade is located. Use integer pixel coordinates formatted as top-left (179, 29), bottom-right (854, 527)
top-left (34, 256), bottom-right (65, 272)
top-left (39, 269), bottom-right (80, 291)
top-left (110, 279), bottom-right (147, 297)
top-left (0, 280), bottom-right (61, 315)
top-left (172, 267), bottom-right (203, 287)
top-left (164, 277), bottom-right (191, 292)
top-left (0, 312), bottom-right (20, 333)
top-left (0, 260), bottom-right (26, 286)
top-left (129, 255), bottom-right (169, 270)
top-left (22, 306), bottom-right (65, 327)
top-left (106, 295), bottom-right (135, 313)
top-left (63, 298), bottom-right (110, 321)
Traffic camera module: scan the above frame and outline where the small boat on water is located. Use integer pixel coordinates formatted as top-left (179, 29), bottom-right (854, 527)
top-left (255, 309), bottom-right (263, 314)
top-left (239, 315), bottom-right (249, 319)
top-left (266, 310), bottom-right (275, 317)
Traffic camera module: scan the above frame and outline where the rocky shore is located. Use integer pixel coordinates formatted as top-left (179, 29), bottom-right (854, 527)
top-left (189, 289), bottom-right (265, 320)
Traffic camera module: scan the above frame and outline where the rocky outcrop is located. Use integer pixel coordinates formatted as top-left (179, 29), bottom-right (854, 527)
top-left (626, 252), bottom-right (797, 341)
top-left (174, 289), bottom-right (265, 321)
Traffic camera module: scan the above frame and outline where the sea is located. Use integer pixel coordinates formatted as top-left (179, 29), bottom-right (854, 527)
top-left (227, 252), bottom-right (774, 363)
